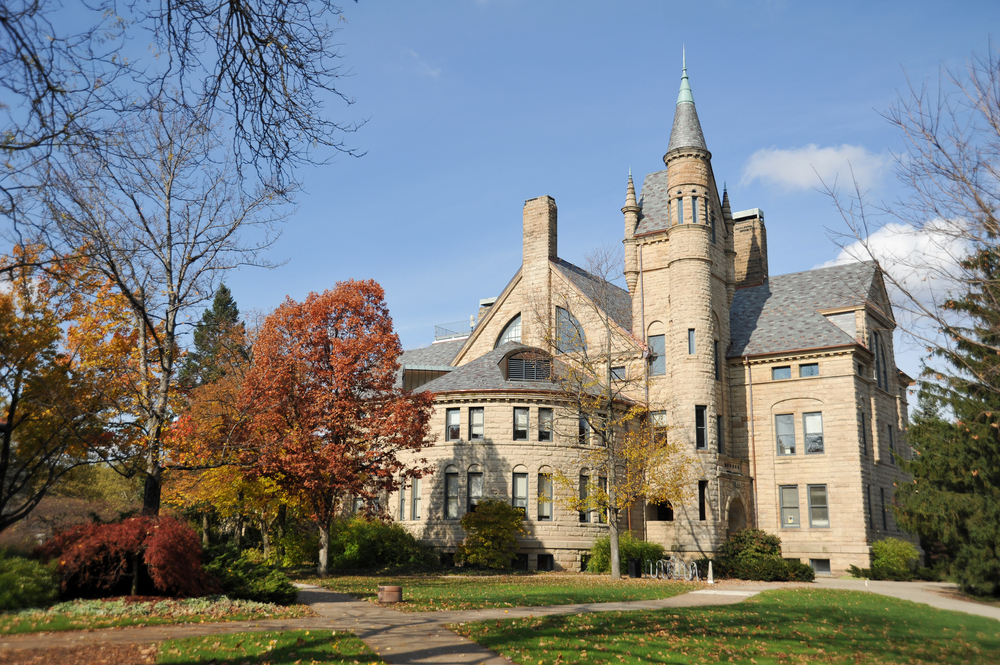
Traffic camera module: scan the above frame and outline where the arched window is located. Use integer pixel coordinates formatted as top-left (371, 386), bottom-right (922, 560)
top-left (555, 307), bottom-right (585, 354)
top-left (495, 314), bottom-right (521, 348)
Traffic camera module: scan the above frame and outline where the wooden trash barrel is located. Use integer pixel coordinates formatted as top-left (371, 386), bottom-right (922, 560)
top-left (377, 585), bottom-right (403, 603)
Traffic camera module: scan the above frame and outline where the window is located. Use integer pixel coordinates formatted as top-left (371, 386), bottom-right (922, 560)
top-left (695, 406), bottom-right (707, 449)
top-left (867, 484), bottom-right (874, 529)
top-left (803, 412), bottom-right (824, 454)
top-left (880, 487), bottom-right (887, 530)
top-left (512, 472), bottom-right (528, 517)
top-left (398, 483), bottom-right (406, 521)
top-left (717, 414), bottom-right (724, 454)
top-left (692, 196), bottom-right (700, 224)
top-left (509, 355), bottom-right (551, 380)
top-left (688, 328), bottom-right (696, 355)
top-left (808, 484), bottom-right (829, 528)
top-left (446, 408), bottom-right (461, 441)
top-left (495, 314), bottom-right (521, 348)
top-left (860, 412), bottom-right (868, 457)
top-left (537, 554), bottom-right (555, 571)
top-left (467, 471), bottom-right (483, 513)
top-left (469, 407), bottom-right (484, 440)
top-left (578, 415), bottom-right (590, 445)
top-left (654, 501), bottom-right (674, 521)
top-left (698, 480), bottom-right (708, 521)
top-left (538, 408), bottom-right (553, 442)
top-left (780, 485), bottom-right (800, 527)
top-left (597, 476), bottom-right (607, 523)
top-left (611, 366), bottom-right (626, 381)
top-left (579, 473), bottom-right (590, 523)
top-left (810, 559), bottom-right (832, 575)
top-left (651, 411), bottom-right (668, 441)
top-left (872, 331), bottom-right (888, 390)
top-left (710, 211), bottom-right (716, 242)
top-left (713, 340), bottom-right (720, 380)
top-left (776, 414), bottom-right (796, 455)
top-left (556, 307), bottom-right (585, 354)
top-left (799, 363), bottom-right (819, 377)
top-left (444, 469), bottom-right (459, 520)
top-left (411, 477), bottom-right (422, 520)
top-left (772, 366), bottom-right (791, 380)
top-left (538, 473), bottom-right (553, 521)
top-left (648, 334), bottom-right (666, 376)
top-left (513, 407), bottom-right (529, 441)
top-left (677, 197), bottom-right (685, 224)
top-left (353, 497), bottom-right (364, 514)
top-left (887, 425), bottom-right (895, 464)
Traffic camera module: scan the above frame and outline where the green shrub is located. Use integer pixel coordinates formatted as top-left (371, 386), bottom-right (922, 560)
top-left (328, 517), bottom-right (439, 571)
top-left (455, 500), bottom-right (526, 570)
top-left (0, 553), bottom-right (58, 611)
top-left (711, 528), bottom-right (814, 582)
top-left (784, 560), bottom-right (816, 582)
top-left (717, 528), bottom-right (782, 564)
top-left (587, 532), bottom-right (666, 576)
top-left (848, 538), bottom-right (921, 581)
top-left (203, 549), bottom-right (299, 605)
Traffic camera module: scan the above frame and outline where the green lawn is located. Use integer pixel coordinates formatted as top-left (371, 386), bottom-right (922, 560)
top-left (0, 596), bottom-right (312, 635)
top-left (157, 630), bottom-right (382, 664)
top-left (306, 573), bottom-right (697, 611)
top-left (453, 588), bottom-right (1000, 664)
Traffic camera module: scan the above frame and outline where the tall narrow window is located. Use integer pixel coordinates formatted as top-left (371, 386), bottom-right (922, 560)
top-left (538, 408), bottom-right (553, 442)
top-left (692, 196), bottom-right (700, 224)
top-left (873, 331), bottom-right (885, 390)
top-left (808, 484), bottom-right (829, 528)
top-left (716, 415), bottom-right (724, 454)
top-left (598, 476), bottom-right (607, 523)
top-left (867, 484), bottom-right (874, 529)
top-left (880, 487), bottom-right (887, 530)
top-left (538, 473), bottom-right (553, 521)
top-left (688, 329), bottom-right (696, 355)
top-left (860, 412), bottom-right (868, 457)
top-left (512, 472), bottom-right (528, 517)
top-left (887, 425), bottom-right (895, 464)
top-left (776, 414), bottom-right (796, 455)
top-left (713, 340), bottom-right (720, 380)
top-left (695, 406), bottom-right (707, 449)
top-left (444, 469), bottom-right (459, 520)
top-left (469, 407), bottom-right (484, 440)
top-left (651, 411), bottom-right (668, 441)
top-left (780, 485), bottom-right (800, 527)
top-left (578, 415), bottom-right (590, 445)
top-left (411, 477), bottom-right (422, 520)
top-left (579, 473), bottom-right (590, 523)
top-left (698, 480), bottom-right (708, 521)
top-left (649, 334), bottom-right (666, 376)
top-left (513, 407), bottom-right (529, 441)
top-left (804, 412), bottom-right (824, 454)
top-left (677, 197), bottom-right (685, 224)
top-left (556, 307), bottom-right (585, 354)
top-left (446, 408), bottom-right (461, 441)
top-left (710, 211), bottom-right (716, 242)
top-left (398, 483), bottom-right (406, 521)
top-left (467, 470), bottom-right (483, 513)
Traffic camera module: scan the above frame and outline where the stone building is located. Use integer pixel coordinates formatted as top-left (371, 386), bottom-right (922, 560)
top-left (390, 62), bottom-right (913, 576)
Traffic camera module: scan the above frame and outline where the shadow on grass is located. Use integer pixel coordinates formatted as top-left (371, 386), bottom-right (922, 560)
top-left (157, 630), bottom-right (381, 665)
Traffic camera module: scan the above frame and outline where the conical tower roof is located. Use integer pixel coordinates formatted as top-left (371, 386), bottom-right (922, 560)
top-left (666, 52), bottom-right (707, 153)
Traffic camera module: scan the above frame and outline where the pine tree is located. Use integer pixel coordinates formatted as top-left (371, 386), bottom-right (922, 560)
top-left (179, 285), bottom-right (245, 389)
top-left (895, 247), bottom-right (1000, 597)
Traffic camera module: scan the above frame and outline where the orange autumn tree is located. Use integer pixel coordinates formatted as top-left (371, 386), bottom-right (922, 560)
top-left (240, 280), bottom-right (434, 575)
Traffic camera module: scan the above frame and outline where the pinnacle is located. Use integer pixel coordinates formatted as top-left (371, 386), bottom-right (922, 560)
top-left (666, 52), bottom-right (707, 154)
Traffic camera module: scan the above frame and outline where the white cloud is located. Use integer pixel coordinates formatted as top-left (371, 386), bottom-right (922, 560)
top-left (741, 144), bottom-right (890, 192)
top-left (404, 49), bottom-right (441, 79)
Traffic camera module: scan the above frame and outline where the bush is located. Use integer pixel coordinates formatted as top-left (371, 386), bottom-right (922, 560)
top-left (455, 500), bottom-right (526, 570)
top-left (711, 528), bottom-right (814, 582)
top-left (587, 532), bottom-right (666, 576)
top-left (784, 560), bottom-right (816, 582)
top-left (848, 538), bottom-right (921, 581)
top-left (328, 517), bottom-right (439, 571)
top-left (203, 548), bottom-right (299, 605)
top-left (717, 528), bottom-right (782, 564)
top-left (0, 552), bottom-right (59, 611)
top-left (37, 516), bottom-right (215, 598)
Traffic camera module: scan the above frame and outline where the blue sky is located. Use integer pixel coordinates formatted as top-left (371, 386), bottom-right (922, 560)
top-left (219, 1), bottom-right (1000, 379)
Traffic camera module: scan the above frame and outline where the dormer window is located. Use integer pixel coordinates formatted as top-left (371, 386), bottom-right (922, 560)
top-left (508, 354), bottom-right (551, 381)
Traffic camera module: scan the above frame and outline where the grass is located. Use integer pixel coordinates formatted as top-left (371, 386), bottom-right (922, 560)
top-left (157, 629), bottom-right (382, 664)
top-left (0, 596), bottom-right (313, 635)
top-left (452, 588), bottom-right (1000, 664)
top-left (304, 572), bottom-right (697, 612)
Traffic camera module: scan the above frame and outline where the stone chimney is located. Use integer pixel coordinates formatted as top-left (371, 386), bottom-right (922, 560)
top-left (523, 196), bottom-right (557, 268)
top-left (733, 208), bottom-right (768, 288)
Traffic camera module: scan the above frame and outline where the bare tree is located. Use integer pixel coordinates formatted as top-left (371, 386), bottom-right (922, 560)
top-left (537, 245), bottom-right (691, 579)
top-left (36, 100), bottom-right (287, 516)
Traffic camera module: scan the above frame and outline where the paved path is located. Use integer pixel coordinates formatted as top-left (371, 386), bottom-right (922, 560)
top-left (813, 577), bottom-right (1000, 622)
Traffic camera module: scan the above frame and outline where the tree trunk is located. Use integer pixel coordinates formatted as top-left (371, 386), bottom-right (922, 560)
top-left (202, 511), bottom-right (210, 548)
top-left (141, 462), bottom-right (162, 517)
top-left (261, 516), bottom-right (271, 561)
top-left (235, 490), bottom-right (245, 551)
top-left (276, 504), bottom-right (287, 561)
top-left (609, 482), bottom-right (621, 580)
top-left (317, 519), bottom-right (330, 577)
top-left (131, 552), bottom-right (141, 596)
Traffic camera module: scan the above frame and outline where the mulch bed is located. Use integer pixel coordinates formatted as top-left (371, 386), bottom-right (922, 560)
top-left (0, 644), bottom-right (157, 665)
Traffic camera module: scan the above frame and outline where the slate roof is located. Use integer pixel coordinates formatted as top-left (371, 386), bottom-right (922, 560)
top-left (667, 101), bottom-right (707, 153)
top-left (551, 258), bottom-right (633, 332)
top-left (416, 343), bottom-right (562, 394)
top-left (399, 338), bottom-right (465, 368)
top-left (729, 261), bottom-right (880, 357)
top-left (634, 170), bottom-right (671, 236)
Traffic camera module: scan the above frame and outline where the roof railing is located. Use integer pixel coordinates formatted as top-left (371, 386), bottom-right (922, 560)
top-left (434, 320), bottom-right (472, 341)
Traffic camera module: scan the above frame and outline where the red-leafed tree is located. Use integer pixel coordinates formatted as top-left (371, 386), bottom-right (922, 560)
top-left (240, 280), bottom-right (433, 575)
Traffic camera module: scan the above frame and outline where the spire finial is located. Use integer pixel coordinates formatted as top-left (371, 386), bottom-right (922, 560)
top-left (677, 49), bottom-right (694, 105)
top-left (625, 169), bottom-right (637, 208)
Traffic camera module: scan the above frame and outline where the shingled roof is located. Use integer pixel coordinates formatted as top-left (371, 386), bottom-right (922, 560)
top-left (634, 170), bottom-right (671, 236)
top-left (551, 258), bottom-right (633, 332)
top-left (729, 261), bottom-right (881, 357)
top-left (417, 343), bottom-right (562, 394)
top-left (400, 338), bottom-right (465, 369)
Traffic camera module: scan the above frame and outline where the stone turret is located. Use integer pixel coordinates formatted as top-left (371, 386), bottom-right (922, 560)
top-left (622, 171), bottom-right (640, 295)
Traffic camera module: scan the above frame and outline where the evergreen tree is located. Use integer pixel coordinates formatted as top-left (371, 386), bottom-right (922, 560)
top-left (895, 247), bottom-right (1000, 596)
top-left (179, 285), bottom-right (245, 389)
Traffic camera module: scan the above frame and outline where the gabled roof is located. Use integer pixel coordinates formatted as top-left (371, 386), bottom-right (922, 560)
top-left (417, 343), bottom-right (561, 393)
top-left (551, 258), bottom-right (633, 333)
top-left (634, 170), bottom-right (671, 236)
top-left (729, 261), bottom-right (882, 357)
top-left (400, 338), bottom-right (465, 368)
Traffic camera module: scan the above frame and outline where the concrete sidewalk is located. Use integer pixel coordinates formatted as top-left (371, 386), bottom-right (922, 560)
top-left (813, 577), bottom-right (1000, 622)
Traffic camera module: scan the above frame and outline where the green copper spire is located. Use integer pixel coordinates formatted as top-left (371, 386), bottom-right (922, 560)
top-left (666, 49), bottom-right (707, 153)
top-left (677, 47), bottom-right (694, 105)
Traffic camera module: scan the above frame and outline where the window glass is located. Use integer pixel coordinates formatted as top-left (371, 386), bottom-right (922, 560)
top-left (446, 408), bottom-right (460, 441)
top-left (695, 406), bottom-right (707, 449)
top-left (648, 334), bottom-right (666, 376)
top-left (579, 474), bottom-right (590, 523)
top-left (538, 408), bottom-right (553, 442)
top-left (651, 411), bottom-right (668, 441)
top-left (444, 472), bottom-right (459, 520)
top-left (698, 480), bottom-right (708, 521)
top-left (780, 485), bottom-right (800, 527)
top-left (611, 366), bottom-right (626, 381)
top-left (688, 328), bottom-right (696, 355)
top-left (692, 196), bottom-right (699, 224)
top-left (710, 211), bottom-right (716, 242)
top-left (513, 407), bottom-right (529, 441)
top-left (538, 474), bottom-right (553, 521)
top-left (469, 407), bottom-right (484, 440)
top-left (776, 414), bottom-right (795, 455)
top-left (716, 414), bottom-right (724, 454)
top-left (881, 487), bottom-right (887, 530)
top-left (578, 415), bottom-right (590, 445)
top-left (677, 197), bottom-right (685, 224)
top-left (398, 483), bottom-right (406, 521)
top-left (713, 340), bottom-right (720, 380)
top-left (808, 484), bottom-right (829, 528)
top-left (495, 314), bottom-right (521, 348)
top-left (772, 366), bottom-right (791, 380)
top-left (411, 477), bottom-right (422, 520)
top-left (860, 412), bottom-right (868, 457)
top-left (512, 473), bottom-right (528, 516)
top-left (467, 472), bottom-right (483, 513)
top-left (810, 559), bottom-right (832, 575)
top-left (555, 307), bottom-right (585, 354)
top-left (799, 363), bottom-right (819, 377)
top-left (804, 412), bottom-right (824, 454)
top-left (654, 501), bottom-right (674, 521)
top-left (867, 484), bottom-right (874, 529)
top-left (887, 425), bottom-right (895, 464)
